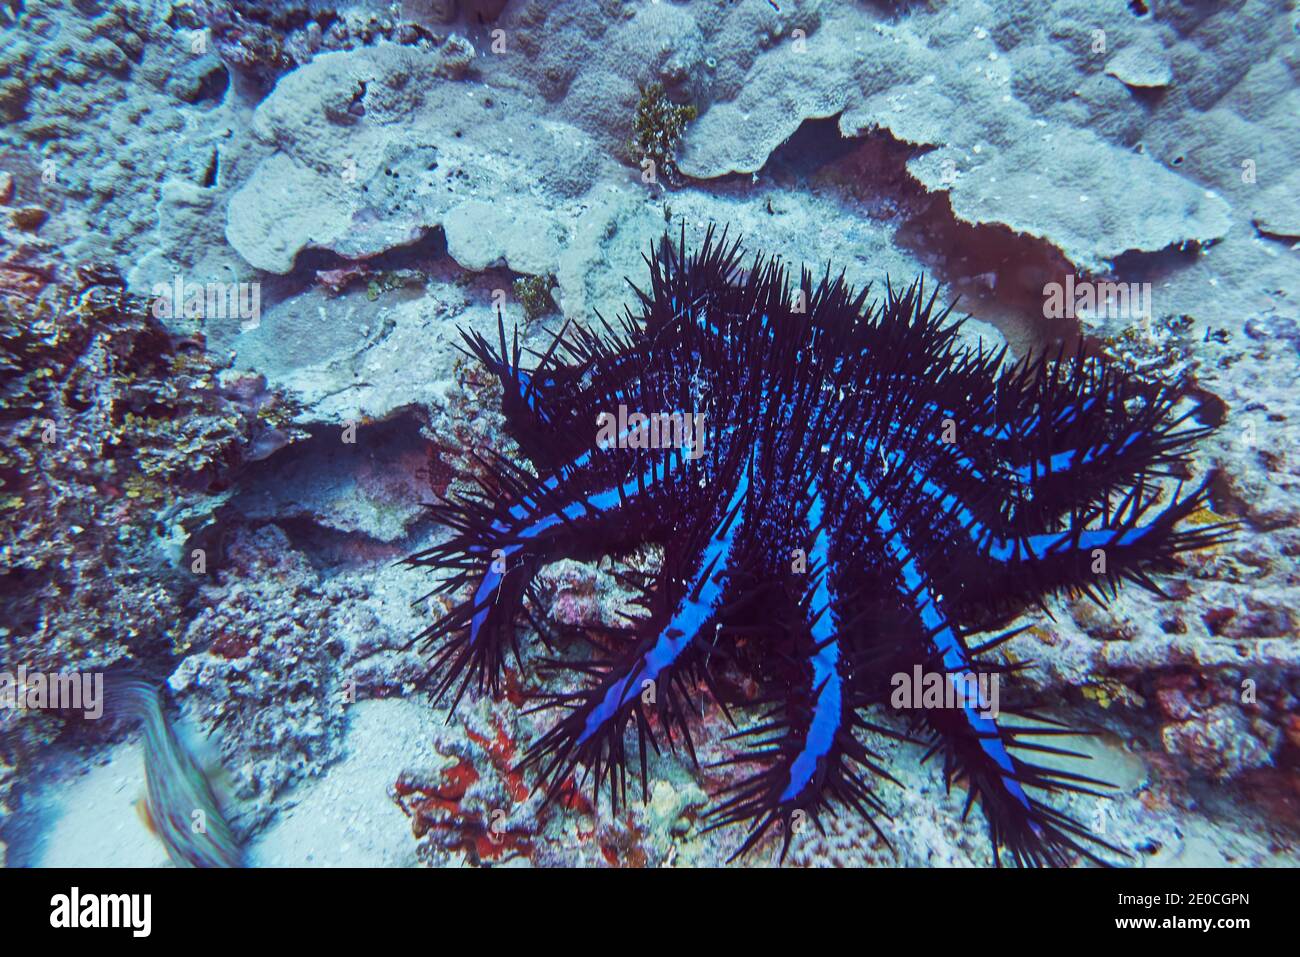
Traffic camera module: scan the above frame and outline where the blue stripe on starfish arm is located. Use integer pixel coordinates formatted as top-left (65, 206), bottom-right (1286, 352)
top-left (984, 522), bottom-right (1156, 564)
top-left (1009, 429), bottom-right (1143, 484)
top-left (576, 467), bottom-right (750, 746)
top-left (900, 389), bottom-right (1103, 447)
top-left (992, 393), bottom-right (1102, 442)
top-left (876, 414), bottom-right (991, 483)
top-left (868, 434), bottom-right (1158, 571)
top-left (467, 455), bottom-right (685, 645)
top-left (863, 478), bottom-right (1029, 807)
top-left (860, 438), bottom-right (997, 553)
top-left (781, 486), bottom-right (845, 803)
top-left (513, 368), bottom-right (566, 425)
top-left (904, 391), bottom-right (1105, 462)
top-left (506, 442), bottom-right (683, 523)
top-left (510, 368), bottom-right (540, 413)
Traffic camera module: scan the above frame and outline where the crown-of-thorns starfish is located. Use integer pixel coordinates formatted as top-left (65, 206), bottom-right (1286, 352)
top-left (407, 227), bottom-right (1229, 865)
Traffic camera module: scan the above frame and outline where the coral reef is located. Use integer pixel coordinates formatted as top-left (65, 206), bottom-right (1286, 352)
top-left (196, 1), bottom-right (477, 87)
top-left (673, 0), bottom-right (1242, 273)
top-left (1, 0), bottom-right (1296, 868)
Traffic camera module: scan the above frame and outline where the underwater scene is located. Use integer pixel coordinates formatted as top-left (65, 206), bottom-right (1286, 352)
top-left (1, 0), bottom-right (1298, 879)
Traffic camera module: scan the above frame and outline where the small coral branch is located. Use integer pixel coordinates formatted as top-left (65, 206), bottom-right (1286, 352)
top-left (629, 83), bottom-right (698, 186)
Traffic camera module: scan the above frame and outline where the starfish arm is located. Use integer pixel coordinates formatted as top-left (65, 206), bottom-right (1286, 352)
top-left (951, 479), bottom-right (1233, 613)
top-left (409, 448), bottom-right (691, 707)
top-left (705, 486), bottom-right (898, 861)
top-left (993, 362), bottom-right (1213, 529)
top-left (856, 398), bottom-right (1226, 612)
top-left (520, 471), bottom-right (751, 810)
top-left (854, 474), bottom-right (1121, 865)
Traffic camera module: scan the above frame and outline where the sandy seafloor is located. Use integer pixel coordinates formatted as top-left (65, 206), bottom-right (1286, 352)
top-left (1, 0), bottom-right (1298, 868)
